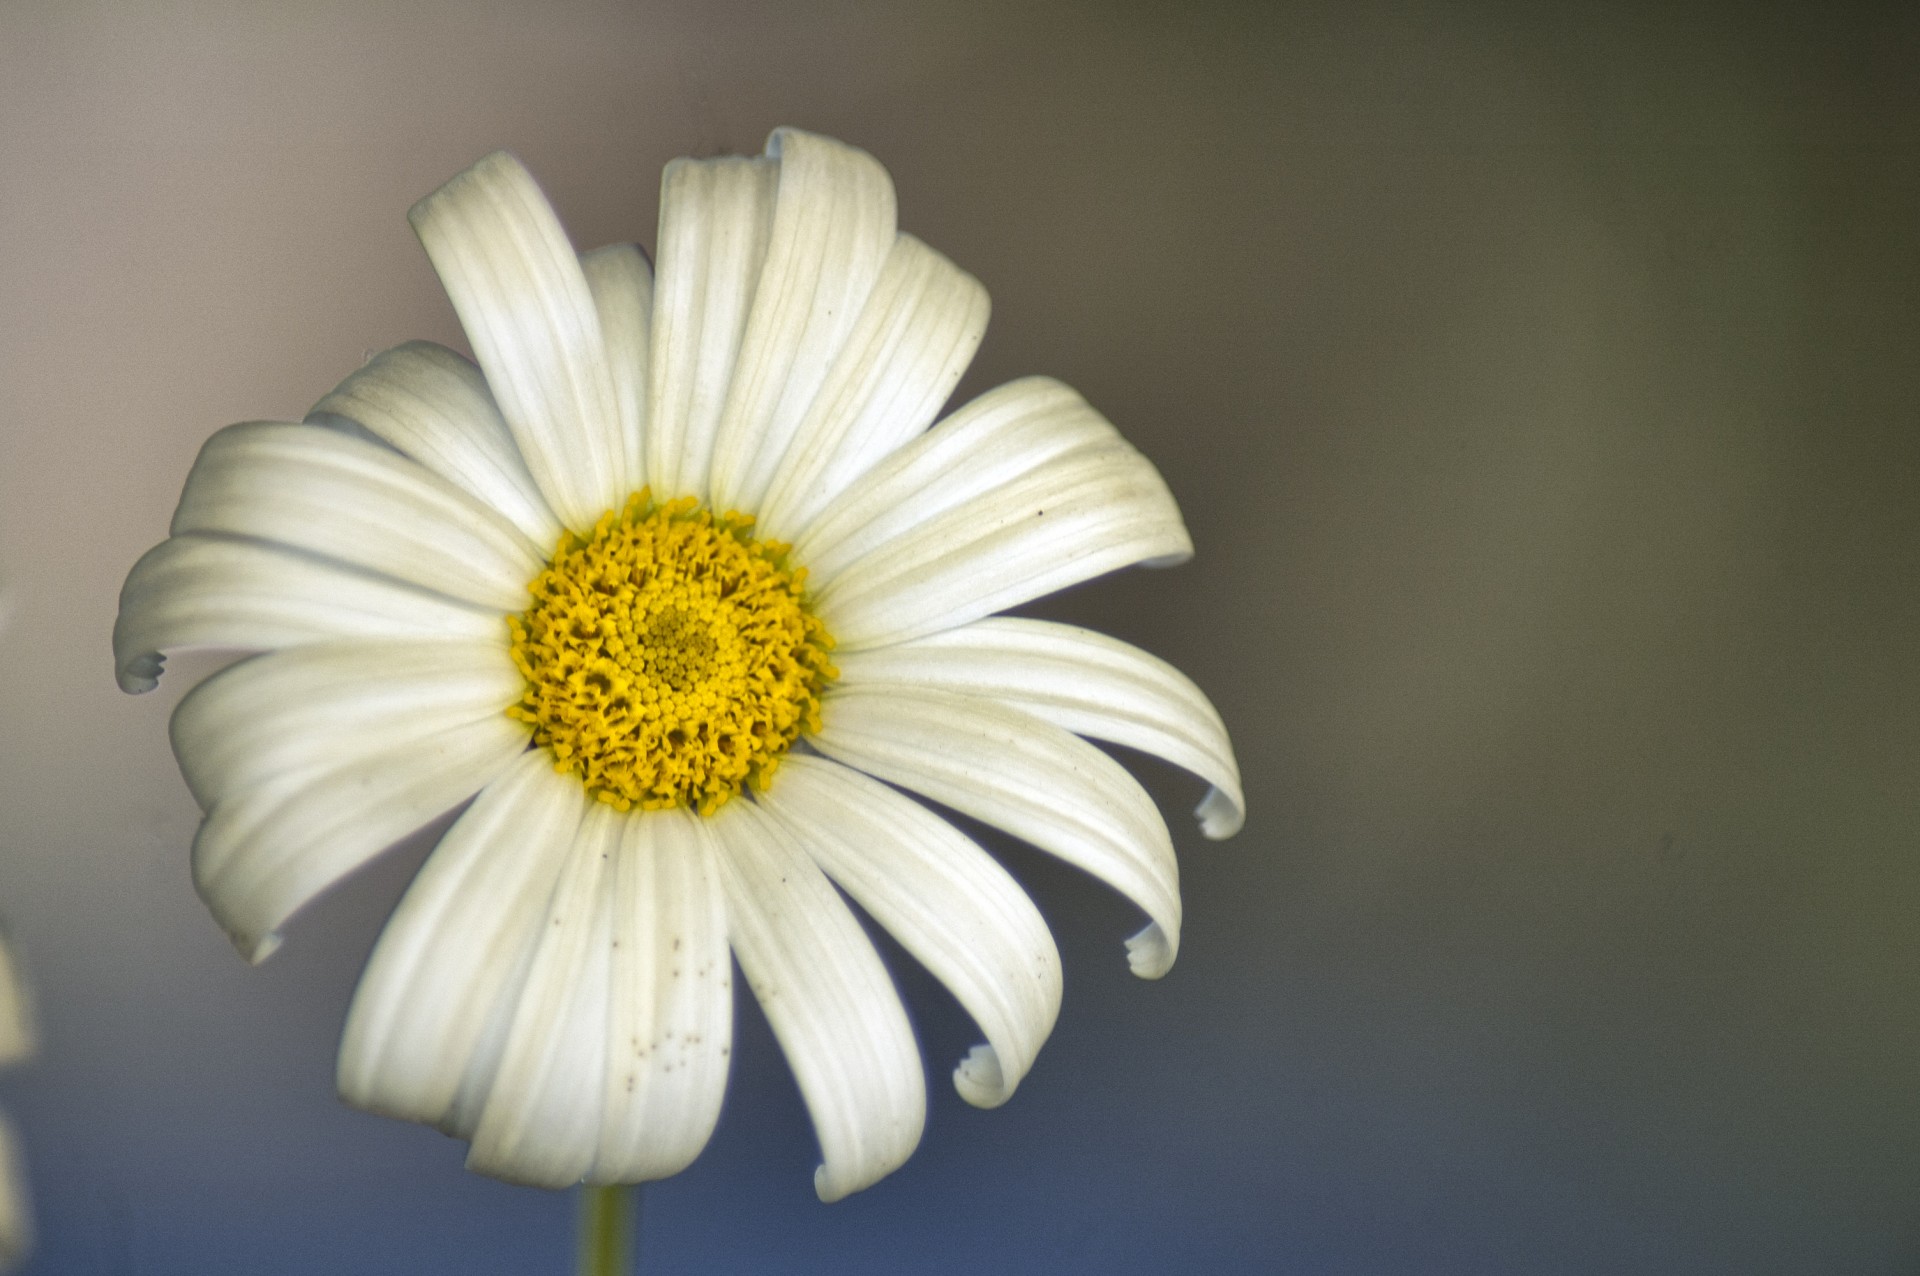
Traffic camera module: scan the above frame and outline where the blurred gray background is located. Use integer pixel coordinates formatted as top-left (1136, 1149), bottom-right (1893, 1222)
top-left (2, 1), bottom-right (1917, 1271)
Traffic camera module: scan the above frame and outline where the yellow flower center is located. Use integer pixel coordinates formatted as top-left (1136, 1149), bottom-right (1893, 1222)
top-left (508, 490), bottom-right (836, 814)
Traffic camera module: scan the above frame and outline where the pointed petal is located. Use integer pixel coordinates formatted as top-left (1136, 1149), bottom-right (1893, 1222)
top-left (169, 639), bottom-right (521, 811)
top-left (755, 234), bottom-right (989, 543)
top-left (589, 809), bottom-right (732, 1183)
top-left (187, 648), bottom-right (528, 962)
top-left (810, 685), bottom-right (1183, 979)
top-left (760, 756), bottom-right (1060, 1108)
top-left (709, 800), bottom-right (923, 1201)
top-left (338, 751), bottom-right (587, 1132)
top-left (581, 244), bottom-right (654, 499)
top-left (464, 805), bottom-right (619, 1188)
top-left (706, 129), bottom-right (897, 517)
top-left (835, 618), bottom-right (1244, 839)
top-left (411, 151), bottom-right (622, 530)
top-left (815, 444), bottom-right (1190, 651)
top-left (169, 421), bottom-right (542, 611)
top-left (114, 532), bottom-right (503, 694)
top-left (793, 378), bottom-right (1101, 579)
top-left (308, 340), bottom-right (563, 549)
top-left (800, 379), bottom-right (1191, 651)
top-left (645, 156), bottom-right (777, 503)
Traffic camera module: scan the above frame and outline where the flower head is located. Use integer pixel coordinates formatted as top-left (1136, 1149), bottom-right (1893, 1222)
top-left (114, 129), bottom-right (1243, 1199)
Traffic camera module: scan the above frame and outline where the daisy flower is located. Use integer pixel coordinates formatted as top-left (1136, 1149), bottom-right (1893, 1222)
top-left (113, 129), bottom-right (1243, 1200)
top-left (0, 929), bottom-right (33, 1270)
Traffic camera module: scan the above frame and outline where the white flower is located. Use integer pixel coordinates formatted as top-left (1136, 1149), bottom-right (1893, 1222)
top-left (113, 129), bottom-right (1243, 1200)
top-left (0, 930), bottom-right (34, 1271)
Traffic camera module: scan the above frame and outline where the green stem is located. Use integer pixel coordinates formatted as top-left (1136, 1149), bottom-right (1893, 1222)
top-left (578, 1183), bottom-right (639, 1276)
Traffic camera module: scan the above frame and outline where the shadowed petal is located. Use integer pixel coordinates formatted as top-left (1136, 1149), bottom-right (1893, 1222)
top-left (835, 617), bottom-right (1244, 838)
top-left (170, 421), bottom-right (541, 611)
top-left (464, 805), bottom-right (622, 1187)
top-left (797, 377), bottom-right (1191, 650)
top-left (794, 378), bottom-right (1102, 579)
top-left (0, 934), bottom-right (32, 1070)
top-left (184, 643), bottom-right (528, 962)
top-left (411, 151), bottom-right (622, 531)
top-left (338, 751), bottom-right (587, 1133)
top-left (706, 129), bottom-right (896, 517)
top-left (169, 640), bottom-right (520, 812)
top-left (755, 233), bottom-right (988, 543)
top-left (589, 808), bottom-right (732, 1183)
top-left (114, 533), bottom-right (502, 694)
top-left (0, 1115), bottom-right (28, 1272)
top-left (760, 755), bottom-right (1060, 1108)
top-left (810, 685), bottom-right (1182, 979)
top-left (646, 156), bottom-right (777, 503)
top-left (709, 800), bottom-right (923, 1201)
top-left (308, 340), bottom-right (562, 549)
top-left (581, 244), bottom-right (654, 498)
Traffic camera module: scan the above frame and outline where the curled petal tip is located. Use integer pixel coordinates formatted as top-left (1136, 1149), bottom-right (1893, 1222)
top-left (813, 1148), bottom-right (911, 1203)
top-left (1196, 786), bottom-right (1244, 840)
top-left (117, 654), bottom-right (164, 695)
top-left (953, 1044), bottom-right (1013, 1110)
top-left (1125, 922), bottom-right (1176, 980)
top-left (237, 930), bottom-right (283, 966)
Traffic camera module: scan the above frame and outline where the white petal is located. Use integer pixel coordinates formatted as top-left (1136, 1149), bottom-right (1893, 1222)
top-left (817, 444), bottom-right (1180, 651)
top-left (646, 156), bottom-right (777, 503)
top-left (590, 808), bottom-right (732, 1183)
top-left (170, 421), bottom-right (542, 611)
top-left (834, 618), bottom-right (1244, 839)
top-left (794, 378), bottom-right (1191, 649)
top-left (411, 151), bottom-right (622, 531)
top-left (0, 1114), bottom-right (29, 1273)
top-left (709, 800), bottom-right (924, 1201)
top-left (793, 378), bottom-right (1105, 580)
top-left (338, 751), bottom-right (587, 1134)
top-left (190, 705), bottom-right (527, 963)
top-left (465, 805), bottom-right (621, 1188)
top-left (0, 934), bottom-right (32, 1069)
top-left (308, 340), bottom-right (563, 549)
top-left (810, 436), bottom-right (1191, 651)
top-left (760, 755), bottom-right (1059, 1108)
top-left (706, 129), bottom-right (897, 517)
top-left (810, 685), bottom-right (1183, 979)
top-left (169, 639), bottom-right (522, 811)
top-left (754, 234), bottom-right (990, 543)
top-left (114, 533), bottom-right (504, 694)
top-left (581, 244), bottom-right (653, 498)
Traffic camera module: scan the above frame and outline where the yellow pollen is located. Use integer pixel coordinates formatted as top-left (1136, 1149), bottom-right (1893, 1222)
top-left (508, 490), bottom-right (837, 815)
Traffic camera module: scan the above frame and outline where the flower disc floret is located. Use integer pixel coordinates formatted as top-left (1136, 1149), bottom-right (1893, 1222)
top-left (508, 491), bottom-right (836, 814)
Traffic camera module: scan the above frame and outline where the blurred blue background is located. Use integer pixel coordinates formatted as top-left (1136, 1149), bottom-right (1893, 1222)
top-left (1, 1), bottom-right (1917, 1271)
